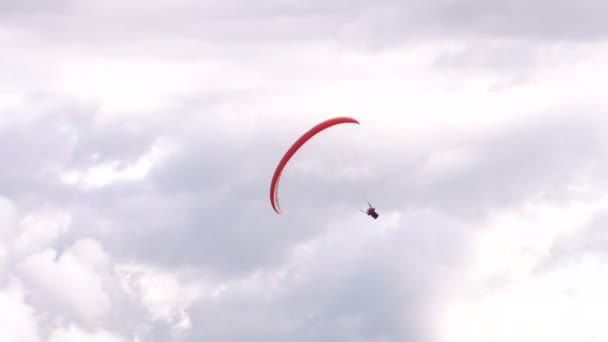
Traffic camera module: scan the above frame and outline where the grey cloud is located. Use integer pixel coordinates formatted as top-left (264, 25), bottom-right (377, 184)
top-left (1, 1), bottom-right (607, 338)
top-left (546, 208), bottom-right (608, 265)
top-left (63, 109), bottom-right (608, 282)
top-left (432, 41), bottom-right (539, 73)
top-left (181, 210), bottom-right (470, 342)
top-left (1, 99), bottom-right (606, 341)
top-left (0, 96), bottom-right (165, 207)
top-left (3, 0), bottom-right (607, 60)
top-left (0, 0), bottom-right (71, 14)
top-left (21, 101), bottom-right (606, 341)
top-left (428, 0), bottom-right (608, 41)
top-left (369, 113), bottom-right (608, 221)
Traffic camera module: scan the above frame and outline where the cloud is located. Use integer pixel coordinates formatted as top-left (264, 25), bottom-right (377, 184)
top-left (12, 209), bottom-right (71, 260)
top-left (0, 282), bottom-right (40, 342)
top-left (61, 136), bottom-right (177, 190)
top-left (442, 254), bottom-right (608, 342)
top-left (16, 239), bottom-right (112, 322)
top-left (0, 196), bottom-right (20, 249)
top-left (1, 0), bottom-right (608, 341)
top-left (116, 263), bottom-right (203, 332)
top-left (47, 324), bottom-right (125, 342)
top-left (4, 0), bottom-right (607, 55)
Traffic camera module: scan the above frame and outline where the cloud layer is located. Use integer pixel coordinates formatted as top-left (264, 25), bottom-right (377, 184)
top-left (2, 0), bottom-right (608, 341)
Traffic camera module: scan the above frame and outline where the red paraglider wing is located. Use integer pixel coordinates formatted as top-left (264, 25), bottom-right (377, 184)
top-left (270, 116), bottom-right (360, 214)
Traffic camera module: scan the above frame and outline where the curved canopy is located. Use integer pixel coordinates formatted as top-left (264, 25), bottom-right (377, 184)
top-left (270, 116), bottom-right (360, 214)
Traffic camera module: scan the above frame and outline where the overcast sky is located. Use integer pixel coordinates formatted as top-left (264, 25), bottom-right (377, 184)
top-left (1, 0), bottom-right (608, 341)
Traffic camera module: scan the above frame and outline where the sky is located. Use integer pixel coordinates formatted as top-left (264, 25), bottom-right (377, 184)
top-left (1, 0), bottom-right (608, 341)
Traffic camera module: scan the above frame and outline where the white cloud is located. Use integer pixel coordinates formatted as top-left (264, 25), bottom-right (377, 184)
top-left (442, 255), bottom-right (608, 342)
top-left (61, 137), bottom-right (177, 190)
top-left (116, 263), bottom-right (203, 333)
top-left (12, 210), bottom-right (71, 259)
top-left (16, 239), bottom-right (111, 322)
top-left (473, 197), bottom-right (608, 283)
top-left (440, 196), bottom-right (608, 341)
top-left (0, 282), bottom-right (40, 342)
top-left (411, 147), bottom-right (478, 186)
top-left (2, 1), bottom-right (608, 341)
top-left (48, 324), bottom-right (125, 342)
top-left (0, 196), bottom-right (20, 241)
top-left (0, 197), bottom-right (20, 273)
top-left (57, 59), bottom-right (201, 118)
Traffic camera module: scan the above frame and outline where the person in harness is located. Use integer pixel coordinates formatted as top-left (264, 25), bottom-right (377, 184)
top-left (360, 201), bottom-right (379, 219)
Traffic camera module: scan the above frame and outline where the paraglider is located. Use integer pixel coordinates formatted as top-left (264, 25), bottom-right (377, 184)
top-left (269, 116), bottom-right (380, 219)
top-left (360, 201), bottom-right (379, 219)
top-left (269, 116), bottom-right (360, 214)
